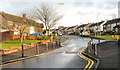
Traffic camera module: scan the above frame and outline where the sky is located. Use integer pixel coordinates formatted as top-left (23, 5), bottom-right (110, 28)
top-left (0, 0), bottom-right (120, 28)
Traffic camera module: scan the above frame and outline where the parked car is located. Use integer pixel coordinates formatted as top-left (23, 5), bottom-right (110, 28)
top-left (81, 31), bottom-right (90, 37)
top-left (30, 33), bottom-right (42, 36)
top-left (59, 33), bottom-right (62, 36)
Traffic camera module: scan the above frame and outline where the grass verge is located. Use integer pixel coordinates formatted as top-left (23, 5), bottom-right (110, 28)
top-left (0, 40), bottom-right (43, 49)
top-left (90, 35), bottom-right (120, 40)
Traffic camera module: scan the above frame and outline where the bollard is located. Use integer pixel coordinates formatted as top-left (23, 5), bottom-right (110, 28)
top-left (87, 41), bottom-right (91, 53)
top-left (36, 43), bottom-right (38, 54)
top-left (46, 43), bottom-right (49, 51)
top-left (98, 39), bottom-right (100, 43)
top-left (94, 44), bottom-right (98, 55)
top-left (53, 42), bottom-right (55, 49)
top-left (59, 39), bottom-right (61, 46)
top-left (21, 45), bottom-right (24, 57)
top-left (56, 40), bottom-right (57, 46)
top-left (36, 43), bottom-right (39, 54)
top-left (118, 40), bottom-right (120, 47)
top-left (51, 42), bottom-right (53, 49)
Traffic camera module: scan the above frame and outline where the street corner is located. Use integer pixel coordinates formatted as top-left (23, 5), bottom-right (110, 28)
top-left (78, 48), bottom-right (95, 70)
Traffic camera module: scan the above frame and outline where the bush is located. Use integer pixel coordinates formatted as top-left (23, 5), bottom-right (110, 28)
top-left (43, 36), bottom-right (50, 40)
top-left (37, 36), bottom-right (50, 40)
top-left (37, 37), bottom-right (46, 40)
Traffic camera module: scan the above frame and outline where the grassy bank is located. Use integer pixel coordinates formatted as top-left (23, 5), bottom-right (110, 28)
top-left (0, 40), bottom-right (42, 49)
top-left (0, 36), bottom-right (61, 49)
top-left (90, 35), bottom-right (120, 40)
top-left (53, 36), bottom-right (60, 40)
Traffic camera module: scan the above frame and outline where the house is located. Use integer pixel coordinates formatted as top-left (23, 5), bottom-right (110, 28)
top-left (103, 18), bottom-right (120, 33)
top-left (89, 21), bottom-right (105, 35)
top-left (76, 24), bottom-right (87, 35)
top-left (64, 27), bottom-right (69, 34)
top-left (65, 25), bottom-right (79, 35)
top-left (58, 27), bottom-right (67, 34)
top-left (113, 25), bottom-right (120, 34)
top-left (0, 12), bottom-right (44, 35)
top-left (88, 18), bottom-right (120, 35)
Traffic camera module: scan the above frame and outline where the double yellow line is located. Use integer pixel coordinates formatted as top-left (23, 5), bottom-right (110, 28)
top-left (78, 48), bottom-right (94, 70)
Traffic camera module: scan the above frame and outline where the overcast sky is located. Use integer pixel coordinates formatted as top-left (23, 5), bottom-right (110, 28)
top-left (0, 0), bottom-right (119, 28)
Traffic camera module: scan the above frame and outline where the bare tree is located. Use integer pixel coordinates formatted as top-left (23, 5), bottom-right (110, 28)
top-left (33, 4), bottom-right (63, 35)
top-left (16, 13), bottom-right (35, 43)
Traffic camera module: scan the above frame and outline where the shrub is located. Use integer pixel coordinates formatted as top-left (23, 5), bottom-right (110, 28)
top-left (105, 31), bottom-right (114, 35)
top-left (43, 36), bottom-right (50, 40)
top-left (37, 37), bottom-right (46, 40)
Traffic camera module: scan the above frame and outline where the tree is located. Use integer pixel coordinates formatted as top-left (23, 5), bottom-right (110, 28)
top-left (16, 14), bottom-right (35, 43)
top-left (33, 4), bottom-right (63, 35)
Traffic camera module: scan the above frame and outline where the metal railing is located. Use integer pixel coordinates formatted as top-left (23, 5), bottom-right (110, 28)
top-left (86, 40), bottom-right (98, 55)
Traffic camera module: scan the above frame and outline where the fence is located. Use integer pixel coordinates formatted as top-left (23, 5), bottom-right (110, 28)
top-left (1, 39), bottom-right (61, 64)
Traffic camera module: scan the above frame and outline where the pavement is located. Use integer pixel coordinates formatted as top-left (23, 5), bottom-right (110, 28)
top-left (97, 41), bottom-right (119, 69)
top-left (83, 40), bottom-right (119, 70)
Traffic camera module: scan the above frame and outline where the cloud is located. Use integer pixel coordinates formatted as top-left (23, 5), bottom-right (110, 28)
top-left (73, 2), bottom-right (94, 7)
top-left (0, 0), bottom-right (119, 27)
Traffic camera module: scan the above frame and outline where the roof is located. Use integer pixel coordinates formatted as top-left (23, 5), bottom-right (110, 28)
top-left (113, 25), bottom-right (120, 28)
top-left (104, 18), bottom-right (120, 25)
top-left (59, 27), bottom-right (67, 31)
top-left (77, 24), bottom-right (87, 29)
top-left (89, 18), bottom-right (120, 27)
top-left (0, 12), bottom-right (43, 28)
top-left (89, 21), bottom-right (104, 27)
top-left (67, 26), bottom-right (76, 29)
top-left (0, 23), bottom-right (7, 29)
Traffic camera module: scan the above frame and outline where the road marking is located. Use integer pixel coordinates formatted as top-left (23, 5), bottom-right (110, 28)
top-left (83, 53), bottom-right (99, 68)
top-left (78, 48), bottom-right (94, 70)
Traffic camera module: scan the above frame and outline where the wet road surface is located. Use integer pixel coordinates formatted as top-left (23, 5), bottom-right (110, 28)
top-left (2, 35), bottom-right (106, 68)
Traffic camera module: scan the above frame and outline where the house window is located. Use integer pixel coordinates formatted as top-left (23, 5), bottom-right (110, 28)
top-left (30, 26), bottom-right (35, 34)
top-left (8, 21), bottom-right (13, 25)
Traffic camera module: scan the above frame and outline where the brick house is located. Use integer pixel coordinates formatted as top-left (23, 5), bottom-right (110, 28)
top-left (0, 12), bottom-right (43, 35)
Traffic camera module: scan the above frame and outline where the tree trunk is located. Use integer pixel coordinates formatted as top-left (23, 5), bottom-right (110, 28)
top-left (20, 32), bottom-right (24, 43)
top-left (48, 29), bottom-right (50, 35)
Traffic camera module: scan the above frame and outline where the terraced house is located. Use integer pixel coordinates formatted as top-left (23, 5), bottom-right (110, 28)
top-left (0, 12), bottom-right (44, 35)
top-left (89, 18), bottom-right (120, 35)
top-left (0, 12), bottom-right (43, 42)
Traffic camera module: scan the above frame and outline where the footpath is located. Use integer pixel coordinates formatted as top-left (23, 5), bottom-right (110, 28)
top-left (83, 40), bottom-right (119, 70)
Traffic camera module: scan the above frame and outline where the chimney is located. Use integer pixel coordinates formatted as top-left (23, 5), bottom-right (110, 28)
top-left (22, 14), bottom-right (26, 23)
top-left (22, 14), bottom-right (26, 19)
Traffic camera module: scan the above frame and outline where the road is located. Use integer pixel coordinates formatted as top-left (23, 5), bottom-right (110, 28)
top-left (2, 35), bottom-right (106, 68)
